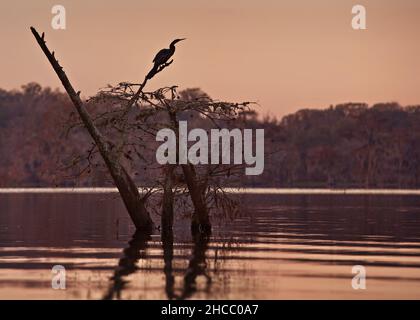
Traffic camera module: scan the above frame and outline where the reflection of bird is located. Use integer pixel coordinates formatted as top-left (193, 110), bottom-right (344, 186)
top-left (147, 38), bottom-right (186, 79)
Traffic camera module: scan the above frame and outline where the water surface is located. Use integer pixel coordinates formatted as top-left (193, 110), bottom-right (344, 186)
top-left (1, 192), bottom-right (420, 299)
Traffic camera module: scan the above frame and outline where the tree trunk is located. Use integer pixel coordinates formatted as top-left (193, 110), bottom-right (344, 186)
top-left (30, 27), bottom-right (153, 231)
top-left (167, 112), bottom-right (211, 234)
top-left (161, 165), bottom-right (175, 231)
top-left (181, 164), bottom-right (211, 234)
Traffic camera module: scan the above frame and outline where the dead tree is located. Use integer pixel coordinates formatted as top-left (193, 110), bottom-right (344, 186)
top-left (29, 27), bottom-right (154, 231)
top-left (90, 84), bottom-right (253, 234)
top-left (30, 27), bottom-right (254, 235)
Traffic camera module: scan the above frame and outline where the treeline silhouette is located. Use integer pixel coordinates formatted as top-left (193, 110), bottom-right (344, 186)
top-left (1, 82), bottom-right (420, 188)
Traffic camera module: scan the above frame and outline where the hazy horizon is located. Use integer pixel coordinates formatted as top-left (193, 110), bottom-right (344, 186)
top-left (1, 0), bottom-right (420, 117)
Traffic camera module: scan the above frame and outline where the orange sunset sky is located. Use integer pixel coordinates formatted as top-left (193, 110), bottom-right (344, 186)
top-left (1, 0), bottom-right (420, 117)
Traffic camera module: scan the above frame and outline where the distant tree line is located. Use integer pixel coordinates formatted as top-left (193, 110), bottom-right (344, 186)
top-left (1, 83), bottom-right (420, 189)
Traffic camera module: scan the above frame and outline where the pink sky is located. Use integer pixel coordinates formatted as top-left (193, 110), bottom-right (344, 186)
top-left (1, 0), bottom-right (420, 117)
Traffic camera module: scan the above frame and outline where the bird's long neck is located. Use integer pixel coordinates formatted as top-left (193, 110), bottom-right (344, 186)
top-left (169, 43), bottom-right (176, 52)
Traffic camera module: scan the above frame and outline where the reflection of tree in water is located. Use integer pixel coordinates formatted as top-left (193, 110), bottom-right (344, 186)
top-left (162, 229), bottom-right (176, 300)
top-left (103, 231), bottom-right (151, 300)
top-left (162, 229), bottom-right (212, 300)
top-left (179, 231), bottom-right (211, 300)
top-left (104, 228), bottom-right (211, 300)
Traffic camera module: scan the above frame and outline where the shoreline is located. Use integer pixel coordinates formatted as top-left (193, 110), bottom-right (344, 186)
top-left (1, 187), bottom-right (420, 195)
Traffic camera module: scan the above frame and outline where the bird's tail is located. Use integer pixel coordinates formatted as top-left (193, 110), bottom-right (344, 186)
top-left (146, 65), bottom-right (158, 80)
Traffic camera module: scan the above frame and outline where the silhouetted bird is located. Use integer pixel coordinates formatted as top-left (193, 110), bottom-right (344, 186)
top-left (146, 38), bottom-right (186, 80)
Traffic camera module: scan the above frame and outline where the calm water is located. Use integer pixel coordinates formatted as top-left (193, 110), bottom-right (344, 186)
top-left (1, 192), bottom-right (420, 299)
